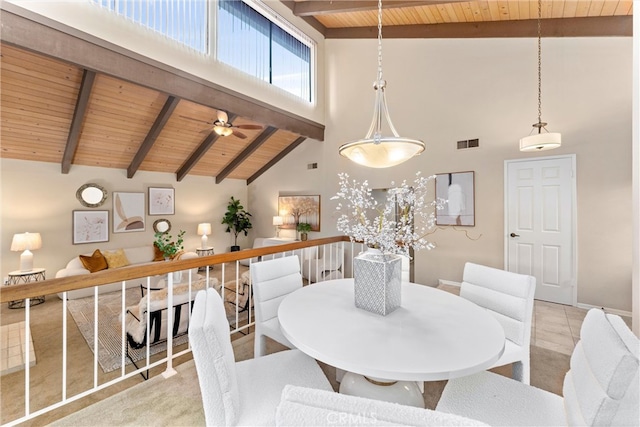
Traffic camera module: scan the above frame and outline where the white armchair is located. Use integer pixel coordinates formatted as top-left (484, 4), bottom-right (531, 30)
top-left (301, 244), bottom-right (344, 283)
top-left (250, 255), bottom-right (302, 358)
top-left (460, 262), bottom-right (536, 384)
top-left (189, 288), bottom-right (332, 426)
top-left (436, 308), bottom-right (639, 426)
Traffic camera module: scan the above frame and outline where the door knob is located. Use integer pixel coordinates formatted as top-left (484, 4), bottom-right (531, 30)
top-left (510, 233), bottom-right (520, 238)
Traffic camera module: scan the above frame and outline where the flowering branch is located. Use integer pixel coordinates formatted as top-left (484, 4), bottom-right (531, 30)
top-left (331, 172), bottom-right (446, 257)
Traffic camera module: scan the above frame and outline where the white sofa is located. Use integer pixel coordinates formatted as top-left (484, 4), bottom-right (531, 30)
top-left (55, 245), bottom-right (198, 300)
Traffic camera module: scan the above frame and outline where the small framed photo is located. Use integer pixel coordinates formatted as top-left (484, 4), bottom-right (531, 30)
top-left (148, 187), bottom-right (175, 215)
top-left (435, 171), bottom-right (475, 226)
top-left (113, 192), bottom-right (145, 233)
top-left (73, 210), bottom-right (109, 244)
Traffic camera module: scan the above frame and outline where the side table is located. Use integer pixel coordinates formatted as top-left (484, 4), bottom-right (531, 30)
top-left (195, 247), bottom-right (215, 271)
top-left (6, 268), bottom-right (46, 309)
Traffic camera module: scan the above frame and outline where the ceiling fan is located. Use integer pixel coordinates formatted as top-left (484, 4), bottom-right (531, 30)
top-left (180, 110), bottom-right (263, 139)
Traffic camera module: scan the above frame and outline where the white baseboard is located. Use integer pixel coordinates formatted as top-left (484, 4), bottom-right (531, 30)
top-left (576, 303), bottom-right (632, 318)
top-left (438, 279), bottom-right (461, 287)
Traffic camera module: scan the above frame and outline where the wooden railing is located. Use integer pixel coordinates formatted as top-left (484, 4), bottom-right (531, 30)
top-left (0, 236), bottom-right (353, 426)
top-left (0, 236), bottom-right (350, 303)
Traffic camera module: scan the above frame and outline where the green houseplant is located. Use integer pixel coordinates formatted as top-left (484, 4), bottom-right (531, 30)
top-left (154, 230), bottom-right (185, 259)
top-left (296, 222), bottom-right (312, 241)
top-left (221, 196), bottom-right (253, 251)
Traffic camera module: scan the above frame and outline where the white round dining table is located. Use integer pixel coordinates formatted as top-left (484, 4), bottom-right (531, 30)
top-left (278, 278), bottom-right (505, 382)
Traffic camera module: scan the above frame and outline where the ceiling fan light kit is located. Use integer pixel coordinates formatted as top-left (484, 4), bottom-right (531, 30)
top-left (338, 0), bottom-right (425, 168)
top-left (214, 124), bottom-right (233, 137)
top-left (520, 0), bottom-right (561, 152)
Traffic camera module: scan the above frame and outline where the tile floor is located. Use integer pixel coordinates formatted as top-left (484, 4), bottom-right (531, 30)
top-left (440, 284), bottom-right (632, 357)
top-left (0, 321), bottom-right (36, 376)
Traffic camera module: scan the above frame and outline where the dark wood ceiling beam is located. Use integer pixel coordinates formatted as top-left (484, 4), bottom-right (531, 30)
top-left (216, 126), bottom-right (278, 184)
top-left (280, 1), bottom-right (327, 35)
top-left (293, 0), bottom-right (466, 16)
top-left (127, 96), bottom-right (180, 179)
top-left (61, 69), bottom-right (95, 174)
top-left (0, 7), bottom-right (325, 141)
top-left (325, 16), bottom-right (632, 38)
top-left (247, 136), bottom-right (307, 185)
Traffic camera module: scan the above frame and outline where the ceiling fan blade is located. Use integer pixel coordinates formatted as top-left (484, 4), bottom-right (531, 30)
top-left (217, 110), bottom-right (229, 124)
top-left (235, 124), bottom-right (263, 130)
top-left (179, 115), bottom-right (213, 125)
top-left (232, 129), bottom-right (248, 139)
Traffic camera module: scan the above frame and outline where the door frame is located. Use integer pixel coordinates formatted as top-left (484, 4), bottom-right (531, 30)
top-left (503, 154), bottom-right (578, 306)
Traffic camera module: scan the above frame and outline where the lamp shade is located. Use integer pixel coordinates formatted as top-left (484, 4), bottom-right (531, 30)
top-left (519, 132), bottom-right (562, 152)
top-left (272, 216), bottom-right (284, 226)
top-left (11, 232), bottom-right (42, 251)
top-left (197, 223), bottom-right (211, 236)
top-left (11, 232), bottom-right (41, 272)
top-left (339, 137), bottom-right (425, 168)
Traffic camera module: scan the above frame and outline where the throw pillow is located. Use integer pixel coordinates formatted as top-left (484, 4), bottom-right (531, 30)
top-left (153, 242), bottom-right (165, 262)
top-left (103, 248), bottom-right (131, 269)
top-left (79, 249), bottom-right (108, 273)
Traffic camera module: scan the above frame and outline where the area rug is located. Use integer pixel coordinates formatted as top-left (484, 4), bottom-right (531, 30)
top-left (67, 286), bottom-right (251, 373)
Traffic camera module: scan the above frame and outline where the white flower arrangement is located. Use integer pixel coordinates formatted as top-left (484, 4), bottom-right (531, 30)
top-left (331, 172), bottom-right (445, 257)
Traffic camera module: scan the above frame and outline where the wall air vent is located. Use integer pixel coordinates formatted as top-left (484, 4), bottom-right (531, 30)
top-left (457, 139), bottom-right (480, 149)
top-left (307, 163), bottom-right (318, 169)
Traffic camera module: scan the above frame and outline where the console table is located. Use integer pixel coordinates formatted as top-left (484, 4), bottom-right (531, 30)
top-left (6, 268), bottom-right (46, 309)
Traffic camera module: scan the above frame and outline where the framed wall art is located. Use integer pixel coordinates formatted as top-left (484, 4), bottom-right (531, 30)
top-left (113, 192), bottom-right (145, 233)
top-left (278, 195), bottom-right (321, 231)
top-left (148, 187), bottom-right (175, 215)
top-left (435, 171), bottom-right (475, 226)
top-left (73, 210), bottom-right (109, 244)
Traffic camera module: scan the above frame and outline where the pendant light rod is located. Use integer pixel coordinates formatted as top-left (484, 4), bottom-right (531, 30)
top-left (519, 0), bottom-right (561, 152)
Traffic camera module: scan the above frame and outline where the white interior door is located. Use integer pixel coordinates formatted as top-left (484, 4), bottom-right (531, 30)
top-left (505, 156), bottom-right (576, 305)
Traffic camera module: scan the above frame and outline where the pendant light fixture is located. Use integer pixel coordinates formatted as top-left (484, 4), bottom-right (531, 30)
top-left (338, 0), bottom-right (425, 168)
top-left (519, 0), bottom-right (561, 152)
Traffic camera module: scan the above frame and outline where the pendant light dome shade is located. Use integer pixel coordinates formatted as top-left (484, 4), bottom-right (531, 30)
top-left (340, 137), bottom-right (425, 168)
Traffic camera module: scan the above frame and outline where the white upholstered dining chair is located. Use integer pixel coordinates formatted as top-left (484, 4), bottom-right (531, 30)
top-left (189, 288), bottom-right (332, 426)
top-left (250, 255), bottom-right (302, 358)
top-left (460, 262), bottom-right (536, 384)
top-left (436, 308), bottom-right (639, 426)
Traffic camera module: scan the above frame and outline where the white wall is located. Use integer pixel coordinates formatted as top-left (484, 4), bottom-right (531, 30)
top-left (250, 36), bottom-right (634, 313)
top-left (0, 159), bottom-right (249, 280)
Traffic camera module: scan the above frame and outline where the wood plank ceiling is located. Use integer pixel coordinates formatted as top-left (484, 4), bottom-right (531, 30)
top-left (0, 1), bottom-right (633, 184)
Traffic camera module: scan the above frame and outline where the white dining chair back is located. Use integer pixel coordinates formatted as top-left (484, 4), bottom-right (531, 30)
top-left (436, 308), bottom-right (639, 426)
top-left (189, 288), bottom-right (240, 426)
top-left (461, 262), bottom-right (536, 383)
top-left (400, 255), bottom-right (410, 283)
top-left (189, 288), bottom-right (333, 426)
top-left (251, 255), bottom-right (302, 357)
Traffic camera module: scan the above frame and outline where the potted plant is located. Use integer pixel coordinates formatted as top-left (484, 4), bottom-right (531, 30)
top-left (296, 222), bottom-right (312, 241)
top-left (221, 196), bottom-right (253, 251)
top-left (154, 230), bottom-right (185, 259)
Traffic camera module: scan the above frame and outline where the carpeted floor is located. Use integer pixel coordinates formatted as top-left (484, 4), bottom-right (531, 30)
top-left (50, 335), bottom-right (570, 426)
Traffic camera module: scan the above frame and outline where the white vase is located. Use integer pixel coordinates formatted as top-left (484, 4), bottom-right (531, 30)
top-left (353, 248), bottom-right (402, 316)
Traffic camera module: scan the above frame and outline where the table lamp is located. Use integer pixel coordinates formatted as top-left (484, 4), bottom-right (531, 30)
top-left (11, 232), bottom-right (42, 272)
top-left (197, 223), bottom-right (211, 249)
top-left (273, 216), bottom-right (283, 237)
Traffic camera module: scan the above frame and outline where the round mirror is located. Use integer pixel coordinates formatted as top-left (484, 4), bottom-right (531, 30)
top-left (153, 219), bottom-right (171, 234)
top-left (76, 183), bottom-right (107, 208)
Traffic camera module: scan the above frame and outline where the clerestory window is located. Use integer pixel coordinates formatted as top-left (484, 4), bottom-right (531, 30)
top-left (89, 0), bottom-right (209, 54)
top-left (217, 0), bottom-right (314, 102)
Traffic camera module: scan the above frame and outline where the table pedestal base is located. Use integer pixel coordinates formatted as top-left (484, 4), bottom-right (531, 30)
top-left (338, 371), bottom-right (425, 408)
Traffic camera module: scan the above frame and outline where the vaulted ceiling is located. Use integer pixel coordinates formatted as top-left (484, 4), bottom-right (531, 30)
top-left (0, 2), bottom-right (632, 184)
